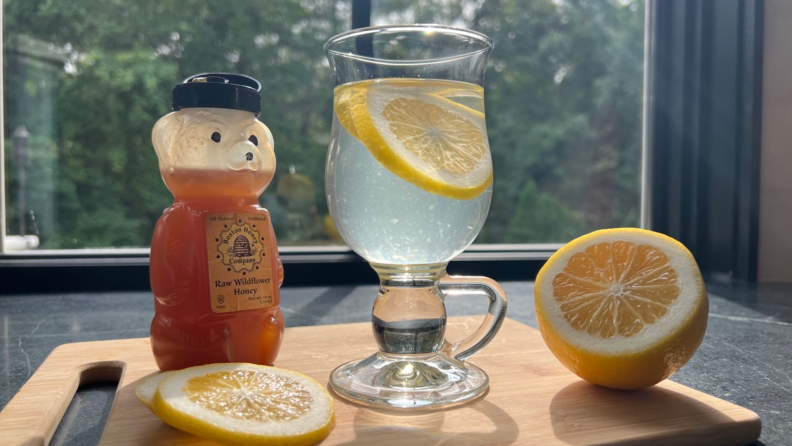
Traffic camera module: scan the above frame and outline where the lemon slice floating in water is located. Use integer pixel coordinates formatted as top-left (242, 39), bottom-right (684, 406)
top-left (151, 363), bottom-right (334, 446)
top-left (334, 79), bottom-right (492, 200)
top-left (535, 228), bottom-right (709, 390)
top-left (333, 86), bottom-right (362, 140)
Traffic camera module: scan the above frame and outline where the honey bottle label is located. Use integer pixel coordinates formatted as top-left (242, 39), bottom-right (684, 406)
top-left (205, 212), bottom-right (275, 313)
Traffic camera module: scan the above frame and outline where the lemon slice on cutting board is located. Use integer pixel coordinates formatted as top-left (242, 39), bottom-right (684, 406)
top-left (535, 228), bottom-right (709, 390)
top-left (334, 80), bottom-right (493, 200)
top-left (151, 363), bottom-right (334, 446)
top-left (135, 370), bottom-right (176, 411)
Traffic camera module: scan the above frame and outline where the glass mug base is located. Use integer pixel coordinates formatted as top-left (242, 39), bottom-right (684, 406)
top-left (329, 352), bottom-right (489, 409)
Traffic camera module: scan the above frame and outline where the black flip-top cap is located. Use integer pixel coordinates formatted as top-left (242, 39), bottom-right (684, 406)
top-left (172, 73), bottom-right (261, 115)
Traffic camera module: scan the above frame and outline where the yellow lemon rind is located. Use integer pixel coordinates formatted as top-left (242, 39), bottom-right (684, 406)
top-left (151, 363), bottom-right (335, 446)
top-left (535, 228), bottom-right (709, 390)
top-left (349, 87), bottom-right (492, 200)
top-left (135, 370), bottom-right (176, 412)
top-left (333, 87), bottom-right (360, 139)
top-left (429, 93), bottom-right (486, 120)
top-left (537, 290), bottom-right (707, 389)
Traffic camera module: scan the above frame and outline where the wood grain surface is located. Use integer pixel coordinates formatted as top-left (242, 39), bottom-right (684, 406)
top-left (0, 317), bottom-right (761, 446)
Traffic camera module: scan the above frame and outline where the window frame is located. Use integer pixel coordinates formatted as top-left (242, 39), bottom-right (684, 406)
top-left (0, 243), bottom-right (562, 293)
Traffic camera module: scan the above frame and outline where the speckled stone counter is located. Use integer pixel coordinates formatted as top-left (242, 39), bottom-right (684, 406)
top-left (1, 282), bottom-right (790, 445)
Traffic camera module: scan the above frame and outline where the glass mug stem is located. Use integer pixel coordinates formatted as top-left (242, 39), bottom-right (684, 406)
top-left (328, 262), bottom-right (508, 408)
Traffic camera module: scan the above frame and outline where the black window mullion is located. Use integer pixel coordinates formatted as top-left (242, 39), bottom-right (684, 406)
top-left (351, 0), bottom-right (371, 29)
top-left (649, 0), bottom-right (764, 282)
top-left (734, 0), bottom-right (764, 282)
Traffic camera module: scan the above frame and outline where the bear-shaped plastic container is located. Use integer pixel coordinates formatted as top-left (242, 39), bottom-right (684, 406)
top-left (149, 74), bottom-right (284, 371)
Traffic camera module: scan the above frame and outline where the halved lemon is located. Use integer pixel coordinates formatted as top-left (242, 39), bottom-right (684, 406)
top-left (151, 363), bottom-right (334, 446)
top-left (334, 79), bottom-right (493, 200)
top-left (535, 228), bottom-right (708, 390)
top-left (135, 370), bottom-right (176, 411)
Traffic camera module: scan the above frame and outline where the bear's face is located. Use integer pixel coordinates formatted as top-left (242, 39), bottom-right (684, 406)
top-left (153, 108), bottom-right (276, 194)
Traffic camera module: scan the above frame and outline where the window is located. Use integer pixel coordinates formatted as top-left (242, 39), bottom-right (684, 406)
top-left (1, 0), bottom-right (644, 254)
top-left (370, 0), bottom-right (645, 244)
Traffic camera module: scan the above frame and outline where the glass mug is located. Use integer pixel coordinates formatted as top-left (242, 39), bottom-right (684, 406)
top-left (324, 25), bottom-right (507, 409)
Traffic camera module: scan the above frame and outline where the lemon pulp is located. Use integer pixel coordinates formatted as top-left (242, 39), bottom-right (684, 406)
top-left (554, 241), bottom-right (681, 338)
top-left (183, 370), bottom-right (313, 422)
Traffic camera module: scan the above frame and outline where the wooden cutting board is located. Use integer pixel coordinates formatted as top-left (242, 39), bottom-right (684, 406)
top-left (0, 317), bottom-right (761, 446)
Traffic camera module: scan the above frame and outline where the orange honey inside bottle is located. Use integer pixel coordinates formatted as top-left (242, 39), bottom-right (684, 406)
top-left (149, 74), bottom-right (284, 371)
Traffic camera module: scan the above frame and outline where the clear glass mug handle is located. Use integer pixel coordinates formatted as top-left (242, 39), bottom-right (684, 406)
top-left (439, 275), bottom-right (508, 362)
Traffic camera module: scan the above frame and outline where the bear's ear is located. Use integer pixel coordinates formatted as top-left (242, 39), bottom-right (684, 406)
top-left (254, 121), bottom-right (275, 151)
top-left (152, 112), bottom-right (182, 159)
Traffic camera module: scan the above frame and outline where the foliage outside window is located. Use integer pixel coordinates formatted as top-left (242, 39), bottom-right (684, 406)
top-left (2, 0), bottom-right (644, 250)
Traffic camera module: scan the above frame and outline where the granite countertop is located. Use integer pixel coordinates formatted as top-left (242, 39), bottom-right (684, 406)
top-left (1, 281), bottom-right (790, 445)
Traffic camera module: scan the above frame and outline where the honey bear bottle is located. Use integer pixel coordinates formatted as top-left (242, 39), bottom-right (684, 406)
top-left (149, 73), bottom-right (284, 371)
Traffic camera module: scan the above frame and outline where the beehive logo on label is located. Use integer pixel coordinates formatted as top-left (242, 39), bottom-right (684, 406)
top-left (217, 223), bottom-right (264, 272)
